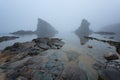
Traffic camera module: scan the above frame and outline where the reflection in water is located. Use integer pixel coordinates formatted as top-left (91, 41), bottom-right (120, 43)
top-left (85, 36), bottom-right (120, 55)
top-left (76, 34), bottom-right (89, 45)
top-left (74, 19), bottom-right (91, 45)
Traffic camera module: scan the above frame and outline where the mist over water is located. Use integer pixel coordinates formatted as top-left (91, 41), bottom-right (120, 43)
top-left (0, 1), bottom-right (120, 80)
top-left (0, 0), bottom-right (120, 33)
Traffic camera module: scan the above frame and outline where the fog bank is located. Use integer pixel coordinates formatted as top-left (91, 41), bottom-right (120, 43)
top-left (0, 0), bottom-right (120, 33)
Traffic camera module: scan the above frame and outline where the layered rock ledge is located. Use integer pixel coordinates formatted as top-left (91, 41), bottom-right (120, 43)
top-left (0, 36), bottom-right (19, 43)
top-left (0, 38), bottom-right (64, 80)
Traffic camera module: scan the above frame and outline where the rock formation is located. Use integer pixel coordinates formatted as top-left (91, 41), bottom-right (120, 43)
top-left (36, 18), bottom-right (58, 38)
top-left (11, 30), bottom-right (35, 35)
top-left (11, 18), bottom-right (58, 38)
top-left (75, 19), bottom-right (91, 45)
top-left (0, 37), bottom-right (89, 80)
top-left (75, 19), bottom-right (90, 35)
top-left (104, 52), bottom-right (119, 61)
top-left (94, 59), bottom-right (120, 80)
top-left (0, 38), bottom-right (65, 80)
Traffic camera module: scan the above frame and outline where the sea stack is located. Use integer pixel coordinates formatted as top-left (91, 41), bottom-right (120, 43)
top-left (75, 19), bottom-right (90, 36)
top-left (74, 19), bottom-right (91, 45)
top-left (36, 18), bottom-right (58, 38)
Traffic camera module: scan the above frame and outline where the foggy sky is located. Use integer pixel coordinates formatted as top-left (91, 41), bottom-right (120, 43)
top-left (0, 0), bottom-right (120, 33)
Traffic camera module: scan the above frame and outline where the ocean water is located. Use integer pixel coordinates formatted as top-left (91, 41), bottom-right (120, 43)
top-left (0, 33), bottom-right (37, 50)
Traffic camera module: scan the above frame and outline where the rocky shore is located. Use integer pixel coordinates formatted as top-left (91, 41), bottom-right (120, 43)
top-left (0, 36), bottom-right (120, 80)
top-left (85, 36), bottom-right (120, 80)
top-left (0, 38), bottom-right (65, 80)
top-left (94, 59), bottom-right (120, 80)
top-left (0, 36), bottom-right (19, 43)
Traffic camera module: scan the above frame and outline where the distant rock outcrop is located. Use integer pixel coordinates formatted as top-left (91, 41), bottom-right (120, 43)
top-left (74, 19), bottom-right (91, 45)
top-left (101, 23), bottom-right (120, 34)
top-left (36, 18), bottom-right (58, 38)
top-left (94, 31), bottom-right (115, 35)
top-left (75, 19), bottom-right (90, 35)
top-left (11, 30), bottom-right (35, 35)
top-left (96, 23), bottom-right (120, 41)
top-left (11, 18), bottom-right (58, 38)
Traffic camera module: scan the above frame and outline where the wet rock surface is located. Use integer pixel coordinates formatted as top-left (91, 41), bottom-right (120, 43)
top-left (0, 38), bottom-right (65, 80)
top-left (87, 36), bottom-right (120, 80)
top-left (62, 65), bottom-right (88, 80)
top-left (0, 37), bottom-right (89, 80)
top-left (93, 53), bottom-right (120, 80)
top-left (0, 36), bottom-right (19, 43)
top-left (2, 38), bottom-right (64, 55)
top-left (94, 60), bottom-right (120, 80)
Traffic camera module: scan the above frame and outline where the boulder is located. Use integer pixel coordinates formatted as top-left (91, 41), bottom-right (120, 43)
top-left (104, 52), bottom-right (119, 61)
top-left (88, 45), bottom-right (93, 48)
